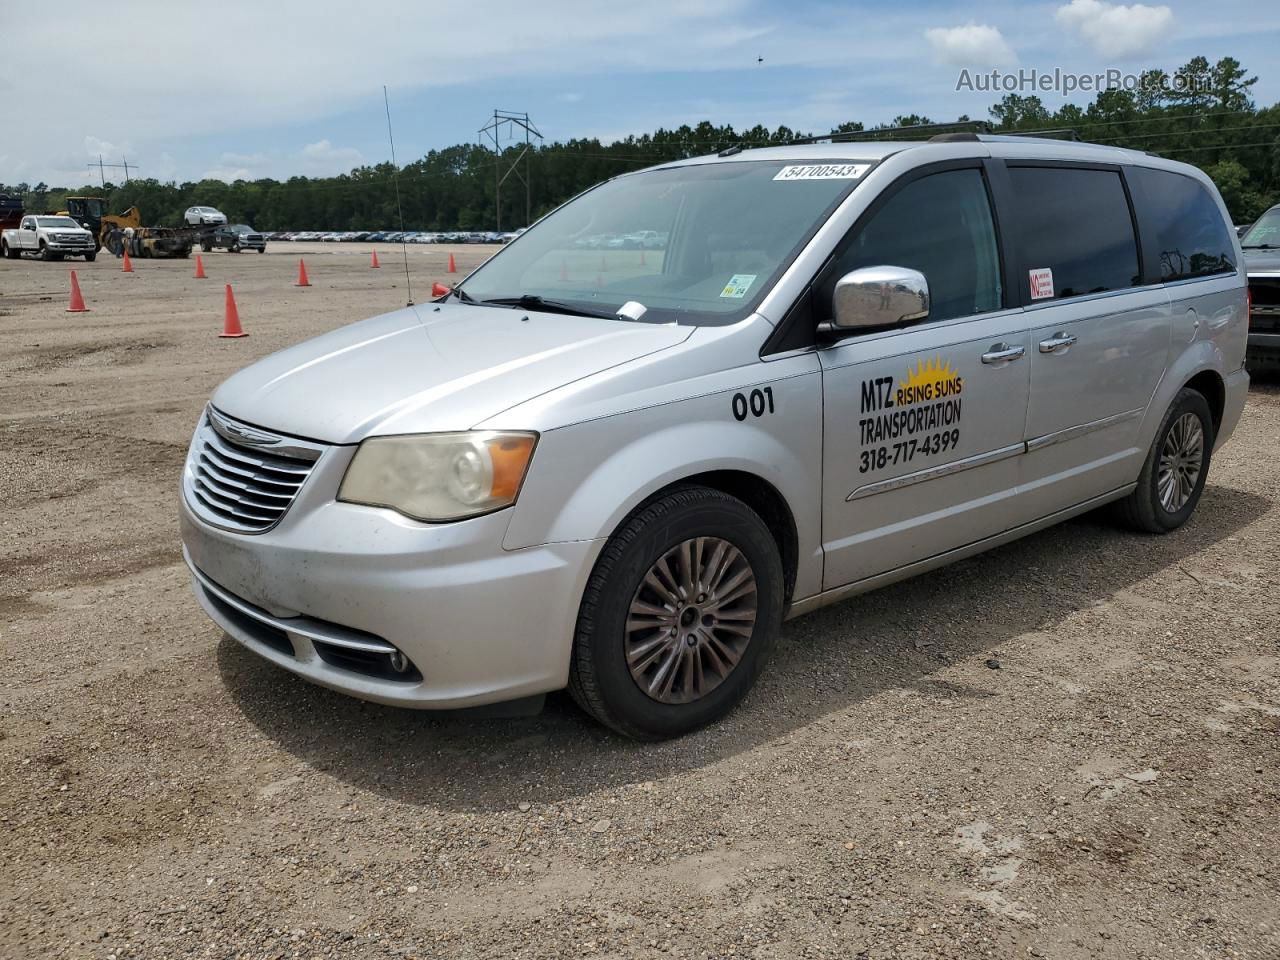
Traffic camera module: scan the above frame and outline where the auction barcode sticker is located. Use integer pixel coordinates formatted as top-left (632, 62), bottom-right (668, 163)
top-left (774, 163), bottom-right (870, 181)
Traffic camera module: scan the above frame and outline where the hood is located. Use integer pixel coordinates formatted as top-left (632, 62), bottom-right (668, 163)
top-left (1243, 249), bottom-right (1280, 275)
top-left (211, 303), bottom-right (694, 444)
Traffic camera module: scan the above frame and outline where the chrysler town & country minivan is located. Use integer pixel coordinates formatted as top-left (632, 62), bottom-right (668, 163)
top-left (180, 135), bottom-right (1248, 739)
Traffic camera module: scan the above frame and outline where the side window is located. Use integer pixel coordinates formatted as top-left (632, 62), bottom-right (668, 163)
top-left (1007, 166), bottom-right (1140, 300)
top-left (823, 168), bottom-right (1002, 324)
top-left (1129, 167), bottom-right (1236, 281)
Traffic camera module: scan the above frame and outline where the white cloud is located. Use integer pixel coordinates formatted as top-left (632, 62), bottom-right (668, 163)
top-left (1055, 0), bottom-right (1173, 58)
top-left (925, 24), bottom-right (1016, 67)
top-left (299, 140), bottom-right (363, 170)
top-left (220, 150), bottom-right (269, 167)
top-left (556, 92), bottom-right (585, 103)
top-left (200, 166), bottom-right (252, 182)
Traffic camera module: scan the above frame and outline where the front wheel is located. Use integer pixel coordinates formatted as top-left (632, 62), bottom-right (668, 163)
top-left (569, 486), bottom-right (783, 740)
top-left (38, 242), bottom-right (51, 261)
top-left (84, 252), bottom-right (96, 262)
top-left (1114, 388), bottom-right (1214, 533)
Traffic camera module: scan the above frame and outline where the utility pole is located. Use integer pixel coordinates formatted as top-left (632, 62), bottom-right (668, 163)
top-left (477, 110), bottom-right (542, 231)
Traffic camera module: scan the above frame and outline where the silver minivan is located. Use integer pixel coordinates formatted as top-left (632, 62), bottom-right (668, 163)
top-left (180, 135), bottom-right (1248, 739)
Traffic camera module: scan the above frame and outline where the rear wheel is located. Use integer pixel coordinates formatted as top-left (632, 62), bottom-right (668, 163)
top-left (1114, 387), bottom-right (1213, 533)
top-left (2, 240), bottom-right (15, 259)
top-left (569, 486), bottom-right (783, 740)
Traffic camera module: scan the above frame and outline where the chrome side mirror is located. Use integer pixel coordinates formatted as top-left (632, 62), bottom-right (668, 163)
top-left (831, 265), bottom-right (930, 330)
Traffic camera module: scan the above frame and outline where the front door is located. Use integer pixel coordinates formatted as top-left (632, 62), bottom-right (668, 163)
top-left (817, 164), bottom-right (1032, 590)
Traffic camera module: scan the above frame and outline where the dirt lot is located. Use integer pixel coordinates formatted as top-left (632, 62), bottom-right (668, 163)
top-left (2, 244), bottom-right (1278, 960)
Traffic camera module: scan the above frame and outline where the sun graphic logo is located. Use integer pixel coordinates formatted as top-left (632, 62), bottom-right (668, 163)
top-left (895, 356), bottom-right (963, 407)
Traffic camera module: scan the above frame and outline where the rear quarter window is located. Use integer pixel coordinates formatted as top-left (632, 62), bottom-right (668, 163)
top-left (1129, 167), bottom-right (1236, 281)
top-left (1007, 166), bottom-right (1141, 301)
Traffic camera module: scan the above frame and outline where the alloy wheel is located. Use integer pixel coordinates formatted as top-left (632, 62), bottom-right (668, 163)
top-left (625, 536), bottom-right (758, 704)
top-left (1157, 411), bottom-right (1204, 513)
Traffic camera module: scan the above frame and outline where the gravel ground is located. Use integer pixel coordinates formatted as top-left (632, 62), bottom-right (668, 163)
top-left (1, 244), bottom-right (1278, 960)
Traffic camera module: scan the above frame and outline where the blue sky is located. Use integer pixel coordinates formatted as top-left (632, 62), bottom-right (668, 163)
top-left (4, 0), bottom-right (1278, 187)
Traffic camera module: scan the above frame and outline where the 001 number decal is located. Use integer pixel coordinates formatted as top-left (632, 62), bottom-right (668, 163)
top-left (732, 387), bottom-right (775, 421)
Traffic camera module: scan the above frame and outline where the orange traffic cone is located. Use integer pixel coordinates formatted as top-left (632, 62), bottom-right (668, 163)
top-left (66, 270), bottom-right (89, 313)
top-left (194, 254), bottom-right (207, 279)
top-left (447, 253), bottom-right (457, 274)
top-left (370, 250), bottom-right (380, 269)
top-left (122, 247), bottom-right (134, 273)
top-left (220, 284), bottom-right (247, 338)
top-left (431, 281), bottom-right (451, 298)
top-left (296, 259), bottom-right (311, 287)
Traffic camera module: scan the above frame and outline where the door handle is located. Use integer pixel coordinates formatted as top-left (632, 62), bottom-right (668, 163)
top-left (1038, 331), bottom-right (1078, 353)
top-left (981, 343), bottom-right (1025, 364)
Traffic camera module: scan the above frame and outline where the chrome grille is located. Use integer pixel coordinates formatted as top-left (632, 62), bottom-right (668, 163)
top-left (185, 408), bottom-right (324, 533)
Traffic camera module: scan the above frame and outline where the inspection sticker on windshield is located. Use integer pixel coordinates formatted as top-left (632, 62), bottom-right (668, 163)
top-left (720, 274), bottom-right (757, 299)
top-left (774, 163), bottom-right (870, 182)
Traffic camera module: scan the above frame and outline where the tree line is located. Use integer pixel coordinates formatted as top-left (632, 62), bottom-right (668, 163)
top-left (4, 55), bottom-right (1275, 232)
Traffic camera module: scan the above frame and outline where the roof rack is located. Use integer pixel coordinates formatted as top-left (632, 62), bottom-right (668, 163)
top-left (795, 119), bottom-right (992, 145)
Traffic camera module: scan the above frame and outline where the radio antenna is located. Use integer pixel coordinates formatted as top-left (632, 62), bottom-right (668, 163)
top-left (383, 85), bottom-right (414, 306)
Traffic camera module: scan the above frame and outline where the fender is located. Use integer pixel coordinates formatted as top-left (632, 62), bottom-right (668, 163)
top-left (502, 365), bottom-right (825, 600)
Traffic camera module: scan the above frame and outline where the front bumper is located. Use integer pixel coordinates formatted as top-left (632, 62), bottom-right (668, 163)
top-left (179, 443), bottom-right (601, 709)
top-left (1247, 330), bottom-right (1280, 353)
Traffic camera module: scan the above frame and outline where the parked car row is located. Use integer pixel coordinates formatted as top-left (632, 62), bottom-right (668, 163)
top-left (260, 230), bottom-right (523, 244)
top-left (573, 230), bottom-right (669, 250)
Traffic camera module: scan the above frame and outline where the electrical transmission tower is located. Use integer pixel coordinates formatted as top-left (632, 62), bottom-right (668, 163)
top-left (478, 110), bottom-right (543, 231)
top-left (88, 155), bottom-right (137, 187)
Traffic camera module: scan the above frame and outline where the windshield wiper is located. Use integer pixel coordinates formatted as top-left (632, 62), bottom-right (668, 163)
top-left (478, 294), bottom-right (619, 320)
top-left (1243, 243), bottom-right (1277, 249)
top-left (451, 286), bottom-right (479, 304)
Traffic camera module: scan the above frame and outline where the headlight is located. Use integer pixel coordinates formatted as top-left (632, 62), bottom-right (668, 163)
top-left (337, 431), bottom-right (537, 522)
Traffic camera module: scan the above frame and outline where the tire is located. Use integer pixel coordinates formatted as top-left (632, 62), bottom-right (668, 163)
top-left (1, 240), bottom-right (15, 260)
top-left (201, 241), bottom-right (212, 253)
top-left (568, 485), bottom-right (784, 740)
top-left (230, 242), bottom-right (241, 253)
top-left (1114, 387), bottom-right (1214, 533)
top-left (38, 242), bottom-right (51, 261)
top-left (84, 252), bottom-right (96, 262)
top-left (257, 247), bottom-right (265, 253)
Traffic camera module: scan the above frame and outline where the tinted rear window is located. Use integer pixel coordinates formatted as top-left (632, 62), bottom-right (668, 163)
top-left (1008, 166), bottom-right (1141, 301)
top-left (1130, 167), bottom-right (1236, 281)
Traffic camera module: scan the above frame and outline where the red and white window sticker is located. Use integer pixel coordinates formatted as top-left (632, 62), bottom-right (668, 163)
top-left (1029, 267), bottom-right (1055, 300)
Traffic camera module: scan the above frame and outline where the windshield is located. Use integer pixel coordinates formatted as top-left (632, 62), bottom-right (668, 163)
top-left (1241, 209), bottom-right (1280, 248)
top-left (37, 217), bottom-right (80, 228)
top-left (459, 159), bottom-right (872, 324)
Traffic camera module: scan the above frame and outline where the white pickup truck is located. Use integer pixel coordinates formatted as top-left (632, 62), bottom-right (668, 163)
top-left (2, 215), bottom-right (97, 261)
